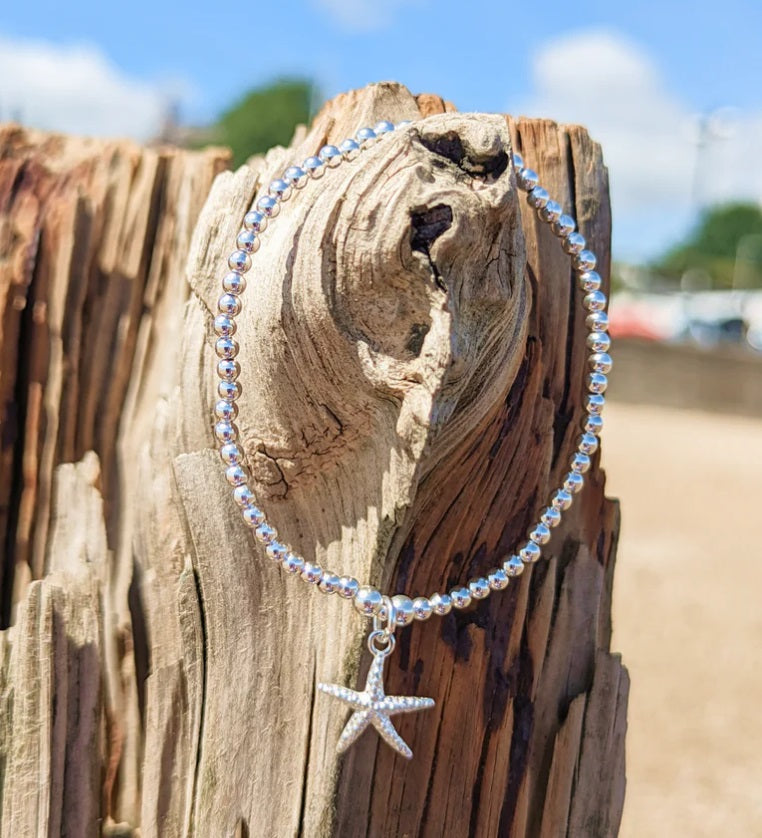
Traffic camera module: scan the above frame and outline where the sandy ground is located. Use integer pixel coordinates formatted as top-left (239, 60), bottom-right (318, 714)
top-left (603, 402), bottom-right (762, 837)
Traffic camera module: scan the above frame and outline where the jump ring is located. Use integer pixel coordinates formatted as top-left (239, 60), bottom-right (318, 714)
top-left (367, 629), bottom-right (396, 657)
top-left (373, 595), bottom-right (397, 637)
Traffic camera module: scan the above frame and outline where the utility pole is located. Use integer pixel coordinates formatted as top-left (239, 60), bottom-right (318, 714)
top-left (690, 108), bottom-right (735, 209)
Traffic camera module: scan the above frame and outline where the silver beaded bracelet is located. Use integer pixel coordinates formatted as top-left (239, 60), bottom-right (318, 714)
top-left (212, 118), bottom-right (611, 759)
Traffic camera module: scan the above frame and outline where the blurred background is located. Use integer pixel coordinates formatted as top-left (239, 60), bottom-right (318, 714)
top-left (2, 1), bottom-right (759, 834)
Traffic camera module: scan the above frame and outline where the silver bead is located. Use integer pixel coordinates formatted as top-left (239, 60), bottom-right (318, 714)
top-left (266, 541), bottom-right (288, 562)
top-left (563, 232), bottom-right (586, 255)
top-left (303, 155), bottom-right (325, 178)
top-left (529, 523), bottom-right (551, 545)
top-left (429, 592), bottom-right (452, 616)
top-left (337, 576), bottom-right (360, 599)
top-left (214, 421), bottom-right (237, 443)
top-left (268, 178), bottom-right (292, 202)
top-left (527, 186), bottom-right (549, 209)
top-left (256, 195), bottom-right (280, 218)
top-left (519, 541), bottom-right (541, 563)
top-left (512, 152), bottom-right (524, 170)
top-left (584, 414), bottom-right (604, 435)
top-left (564, 450), bottom-right (598, 476)
top-left (301, 562), bottom-right (323, 584)
top-left (540, 199), bottom-right (562, 223)
top-left (394, 119), bottom-right (412, 130)
top-left (571, 452), bottom-right (591, 473)
top-left (243, 210), bottom-right (268, 233)
top-left (392, 595), bottom-right (415, 626)
top-left (578, 432), bottom-right (599, 455)
top-left (214, 313), bottom-right (236, 336)
top-left (574, 250), bottom-right (597, 271)
top-left (374, 120), bottom-right (395, 136)
top-left (354, 586), bottom-right (383, 616)
top-left (578, 270), bottom-right (602, 292)
top-left (215, 342), bottom-right (238, 365)
top-left (255, 523), bottom-right (278, 544)
top-left (319, 572), bottom-right (340, 594)
top-left (225, 464), bottom-right (247, 486)
top-left (541, 506), bottom-right (562, 528)
top-left (218, 293), bottom-right (241, 316)
top-left (215, 337), bottom-right (239, 359)
top-left (233, 484), bottom-right (254, 507)
top-left (488, 568), bottom-right (510, 590)
top-left (283, 166), bottom-right (308, 190)
top-left (517, 167), bottom-right (539, 192)
top-left (552, 489), bottom-right (573, 511)
top-left (222, 271), bottom-right (246, 294)
top-left (412, 597), bottom-right (433, 621)
top-left (503, 555), bottom-right (524, 577)
top-left (584, 290), bottom-right (607, 312)
top-left (217, 359), bottom-right (240, 381)
top-left (215, 399), bottom-right (238, 421)
top-left (228, 250), bottom-right (251, 272)
top-left (318, 144), bottom-right (342, 167)
top-left (450, 587), bottom-right (472, 609)
top-left (468, 578), bottom-right (490, 600)
top-left (586, 393), bottom-right (606, 415)
top-left (355, 127), bottom-right (377, 148)
top-left (339, 138), bottom-right (360, 161)
top-left (552, 214), bottom-right (575, 237)
top-left (588, 372), bottom-right (608, 394)
top-left (236, 229), bottom-right (260, 254)
top-left (218, 380), bottom-right (241, 401)
top-left (587, 331), bottom-right (611, 352)
top-left (589, 352), bottom-right (613, 373)
top-left (586, 311), bottom-right (609, 332)
top-left (283, 552), bottom-right (305, 574)
top-left (242, 505), bottom-right (265, 528)
top-left (564, 471), bottom-right (585, 494)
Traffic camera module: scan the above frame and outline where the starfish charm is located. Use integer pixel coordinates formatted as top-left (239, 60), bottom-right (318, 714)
top-left (319, 650), bottom-right (435, 759)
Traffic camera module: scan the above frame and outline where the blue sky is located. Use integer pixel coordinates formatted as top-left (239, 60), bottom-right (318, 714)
top-left (1, 0), bottom-right (760, 261)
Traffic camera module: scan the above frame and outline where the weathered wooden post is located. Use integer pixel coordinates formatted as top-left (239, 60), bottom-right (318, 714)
top-left (0, 83), bottom-right (627, 837)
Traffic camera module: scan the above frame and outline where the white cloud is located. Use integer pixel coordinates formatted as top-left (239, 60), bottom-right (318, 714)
top-left (0, 34), bottom-right (188, 141)
top-left (520, 29), bottom-right (762, 260)
top-left (312, 0), bottom-right (423, 32)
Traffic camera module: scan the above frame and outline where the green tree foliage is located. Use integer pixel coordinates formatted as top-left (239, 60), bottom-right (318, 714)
top-left (656, 203), bottom-right (762, 289)
top-left (208, 78), bottom-right (317, 168)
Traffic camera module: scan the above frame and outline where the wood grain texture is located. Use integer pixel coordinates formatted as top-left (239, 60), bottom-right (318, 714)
top-left (0, 82), bottom-right (627, 836)
top-left (0, 127), bottom-right (229, 834)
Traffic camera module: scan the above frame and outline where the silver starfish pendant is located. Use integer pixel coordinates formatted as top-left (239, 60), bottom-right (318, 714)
top-left (318, 640), bottom-right (435, 760)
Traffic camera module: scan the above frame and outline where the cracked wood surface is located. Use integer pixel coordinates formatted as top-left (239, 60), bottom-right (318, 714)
top-left (0, 82), bottom-right (628, 837)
